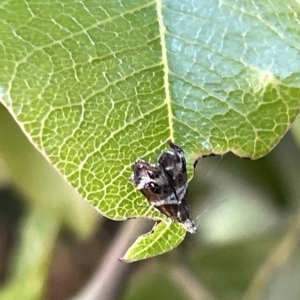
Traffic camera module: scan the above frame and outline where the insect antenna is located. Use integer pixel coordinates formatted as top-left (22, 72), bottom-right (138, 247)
top-left (194, 154), bottom-right (224, 179)
top-left (194, 199), bottom-right (227, 222)
top-left (194, 154), bottom-right (228, 222)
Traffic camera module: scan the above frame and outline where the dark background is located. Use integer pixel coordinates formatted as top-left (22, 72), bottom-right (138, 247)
top-left (1, 103), bottom-right (300, 300)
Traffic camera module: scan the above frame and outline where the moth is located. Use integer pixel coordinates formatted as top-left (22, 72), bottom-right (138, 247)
top-left (130, 141), bottom-right (197, 233)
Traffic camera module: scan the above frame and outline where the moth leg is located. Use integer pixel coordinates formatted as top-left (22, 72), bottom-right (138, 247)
top-left (166, 218), bottom-right (173, 228)
top-left (160, 217), bottom-right (173, 228)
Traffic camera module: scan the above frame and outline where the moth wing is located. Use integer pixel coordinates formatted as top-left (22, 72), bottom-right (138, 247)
top-left (158, 142), bottom-right (187, 198)
top-left (132, 159), bottom-right (177, 205)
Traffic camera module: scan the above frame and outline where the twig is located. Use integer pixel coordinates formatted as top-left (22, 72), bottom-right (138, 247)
top-left (71, 219), bottom-right (150, 300)
top-left (170, 263), bottom-right (215, 300)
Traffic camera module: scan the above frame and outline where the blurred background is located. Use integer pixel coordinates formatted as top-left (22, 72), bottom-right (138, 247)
top-left (0, 102), bottom-right (300, 300)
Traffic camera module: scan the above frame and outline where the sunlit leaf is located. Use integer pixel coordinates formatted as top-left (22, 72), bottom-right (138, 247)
top-left (0, 0), bottom-right (299, 261)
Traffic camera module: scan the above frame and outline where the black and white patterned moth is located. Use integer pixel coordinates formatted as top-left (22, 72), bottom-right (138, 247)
top-left (130, 141), bottom-right (197, 233)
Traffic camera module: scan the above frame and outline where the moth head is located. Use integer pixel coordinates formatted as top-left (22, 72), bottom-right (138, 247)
top-left (183, 219), bottom-right (197, 234)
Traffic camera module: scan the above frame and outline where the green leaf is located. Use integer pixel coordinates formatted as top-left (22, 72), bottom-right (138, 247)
top-left (122, 221), bottom-right (186, 262)
top-left (0, 0), bottom-right (299, 261)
